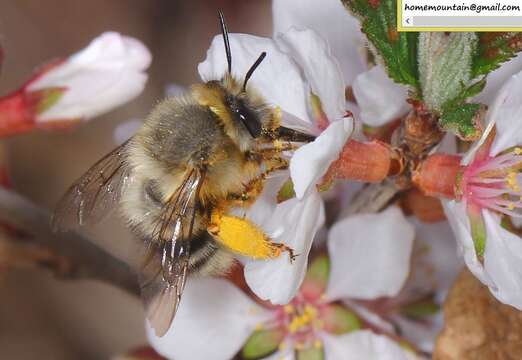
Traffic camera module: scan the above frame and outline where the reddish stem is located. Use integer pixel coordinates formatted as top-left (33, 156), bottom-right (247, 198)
top-left (0, 91), bottom-right (37, 137)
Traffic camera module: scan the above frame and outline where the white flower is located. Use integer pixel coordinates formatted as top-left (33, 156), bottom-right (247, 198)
top-left (27, 32), bottom-right (151, 124)
top-left (198, 28), bottom-right (352, 304)
top-left (273, 0), bottom-right (409, 128)
top-left (443, 71), bottom-right (522, 309)
top-left (147, 209), bottom-right (416, 360)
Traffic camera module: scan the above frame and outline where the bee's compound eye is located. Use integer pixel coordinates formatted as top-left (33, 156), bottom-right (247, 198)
top-left (227, 96), bottom-right (262, 138)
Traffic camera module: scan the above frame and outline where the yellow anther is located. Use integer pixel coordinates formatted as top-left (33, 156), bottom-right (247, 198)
top-left (303, 305), bottom-right (318, 318)
top-left (255, 322), bottom-right (264, 331)
top-left (313, 340), bottom-right (323, 349)
top-left (508, 202), bottom-right (515, 211)
top-left (506, 172), bottom-right (520, 192)
top-left (514, 147), bottom-right (522, 155)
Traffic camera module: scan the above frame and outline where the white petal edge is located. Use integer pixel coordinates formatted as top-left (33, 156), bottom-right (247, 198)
top-left (325, 206), bottom-right (414, 301)
top-left (198, 34), bottom-right (310, 123)
top-left (244, 191), bottom-right (325, 304)
top-left (322, 330), bottom-right (417, 360)
top-left (290, 117), bottom-right (353, 199)
top-left (352, 66), bottom-right (409, 127)
top-left (272, 0), bottom-right (366, 86)
top-left (276, 28), bottom-right (346, 121)
top-left (29, 32), bottom-right (151, 122)
top-left (146, 278), bottom-right (267, 360)
top-left (483, 211), bottom-right (522, 309)
top-left (488, 71), bottom-right (522, 156)
top-left (441, 200), bottom-right (494, 287)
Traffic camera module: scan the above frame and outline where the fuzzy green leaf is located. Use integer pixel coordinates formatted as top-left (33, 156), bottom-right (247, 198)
top-left (473, 32), bottom-right (522, 77)
top-left (439, 103), bottom-right (482, 140)
top-left (418, 32), bottom-right (477, 113)
top-left (341, 0), bottom-right (418, 88)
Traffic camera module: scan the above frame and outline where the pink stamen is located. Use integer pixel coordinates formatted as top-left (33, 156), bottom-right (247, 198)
top-left (460, 147), bottom-right (522, 217)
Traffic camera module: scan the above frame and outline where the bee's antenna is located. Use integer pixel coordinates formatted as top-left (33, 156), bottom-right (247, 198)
top-left (243, 52), bottom-right (266, 91)
top-left (218, 11), bottom-right (232, 74)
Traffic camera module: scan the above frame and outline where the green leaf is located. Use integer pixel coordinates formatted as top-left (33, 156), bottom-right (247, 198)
top-left (418, 32), bottom-right (477, 113)
top-left (439, 103), bottom-right (483, 141)
top-left (28, 87), bottom-right (66, 114)
top-left (297, 346), bottom-right (324, 360)
top-left (449, 78), bottom-right (487, 106)
top-left (341, 0), bottom-right (419, 88)
top-left (301, 255), bottom-right (330, 299)
top-left (467, 203), bottom-right (486, 260)
top-left (241, 328), bottom-right (285, 360)
top-left (322, 304), bottom-right (362, 335)
top-left (277, 178), bottom-right (296, 203)
top-left (400, 296), bottom-right (440, 319)
top-left (473, 32), bottom-right (522, 77)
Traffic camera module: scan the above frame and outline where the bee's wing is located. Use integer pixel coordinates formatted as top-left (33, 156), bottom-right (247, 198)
top-left (52, 141), bottom-right (131, 232)
top-left (139, 168), bottom-right (204, 337)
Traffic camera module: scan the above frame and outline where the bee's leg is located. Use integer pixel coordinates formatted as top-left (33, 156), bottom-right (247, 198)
top-left (228, 157), bottom-right (289, 206)
top-left (207, 209), bottom-right (297, 263)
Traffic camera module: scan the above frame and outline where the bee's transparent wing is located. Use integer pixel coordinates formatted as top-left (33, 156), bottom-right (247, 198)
top-left (52, 141), bottom-right (131, 232)
top-left (139, 168), bottom-right (204, 337)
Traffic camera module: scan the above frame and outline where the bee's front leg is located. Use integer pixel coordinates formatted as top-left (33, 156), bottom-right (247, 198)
top-left (207, 209), bottom-right (296, 263)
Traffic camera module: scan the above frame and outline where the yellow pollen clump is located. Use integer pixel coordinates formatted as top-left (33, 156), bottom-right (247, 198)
top-left (506, 172), bottom-right (521, 192)
top-left (209, 210), bottom-right (290, 260)
top-left (514, 147), bottom-right (522, 155)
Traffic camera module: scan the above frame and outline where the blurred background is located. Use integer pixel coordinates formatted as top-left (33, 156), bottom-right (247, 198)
top-left (0, 1), bottom-right (271, 358)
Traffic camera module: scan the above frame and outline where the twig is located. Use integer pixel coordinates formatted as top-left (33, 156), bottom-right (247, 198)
top-left (340, 179), bottom-right (400, 218)
top-left (0, 186), bottom-right (140, 296)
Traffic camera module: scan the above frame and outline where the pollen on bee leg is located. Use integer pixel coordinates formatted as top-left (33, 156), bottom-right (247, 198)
top-left (208, 209), bottom-right (296, 262)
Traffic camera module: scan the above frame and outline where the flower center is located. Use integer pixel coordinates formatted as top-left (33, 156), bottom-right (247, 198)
top-left (459, 147), bottom-right (522, 217)
top-left (264, 295), bottom-right (325, 352)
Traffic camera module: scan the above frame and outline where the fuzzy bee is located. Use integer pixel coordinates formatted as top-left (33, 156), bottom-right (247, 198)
top-left (52, 12), bottom-right (315, 336)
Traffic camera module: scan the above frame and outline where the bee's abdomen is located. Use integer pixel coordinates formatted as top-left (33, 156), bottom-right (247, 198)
top-left (188, 231), bottom-right (235, 276)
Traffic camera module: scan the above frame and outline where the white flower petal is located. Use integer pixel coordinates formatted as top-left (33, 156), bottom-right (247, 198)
top-left (272, 0), bottom-right (366, 86)
top-left (29, 32), bottom-right (151, 122)
top-left (322, 330), bottom-right (416, 360)
top-left (326, 207), bottom-right (414, 301)
top-left (352, 66), bottom-right (410, 127)
top-left (276, 28), bottom-right (346, 121)
top-left (290, 117), bottom-right (353, 199)
top-left (198, 34), bottom-right (310, 123)
top-left (487, 71), bottom-right (522, 156)
top-left (412, 218), bottom-right (462, 293)
top-left (483, 211), bottom-right (522, 309)
top-left (441, 200), bottom-right (494, 287)
top-left (146, 278), bottom-right (267, 360)
top-left (244, 191), bottom-right (325, 304)
top-left (475, 53), bottom-right (522, 106)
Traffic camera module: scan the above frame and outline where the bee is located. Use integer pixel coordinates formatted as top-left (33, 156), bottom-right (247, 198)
top-left (52, 12), bottom-right (315, 336)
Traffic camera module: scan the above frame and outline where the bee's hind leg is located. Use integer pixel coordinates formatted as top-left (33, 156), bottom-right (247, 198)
top-left (207, 209), bottom-right (296, 263)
